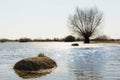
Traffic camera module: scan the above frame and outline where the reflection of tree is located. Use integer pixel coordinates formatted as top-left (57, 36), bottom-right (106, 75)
top-left (68, 48), bottom-right (104, 80)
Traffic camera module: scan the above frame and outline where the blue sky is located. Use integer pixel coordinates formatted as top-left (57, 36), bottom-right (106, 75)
top-left (0, 0), bottom-right (120, 39)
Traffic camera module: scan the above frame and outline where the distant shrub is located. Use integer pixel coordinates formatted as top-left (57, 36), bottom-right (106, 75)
top-left (0, 39), bottom-right (10, 42)
top-left (76, 37), bottom-right (82, 41)
top-left (18, 38), bottom-right (32, 42)
top-left (94, 35), bottom-right (109, 41)
top-left (64, 35), bottom-right (75, 42)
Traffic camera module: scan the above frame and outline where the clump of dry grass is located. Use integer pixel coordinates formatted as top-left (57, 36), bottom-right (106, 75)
top-left (38, 53), bottom-right (45, 57)
top-left (71, 43), bottom-right (79, 46)
top-left (13, 55), bottom-right (57, 71)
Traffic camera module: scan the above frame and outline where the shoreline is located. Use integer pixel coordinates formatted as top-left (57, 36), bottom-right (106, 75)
top-left (0, 40), bottom-right (120, 44)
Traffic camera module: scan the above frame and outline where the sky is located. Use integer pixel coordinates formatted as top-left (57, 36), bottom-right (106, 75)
top-left (0, 0), bottom-right (120, 39)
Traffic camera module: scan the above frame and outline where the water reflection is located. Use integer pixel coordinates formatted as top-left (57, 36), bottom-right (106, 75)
top-left (68, 47), bottom-right (105, 80)
top-left (14, 70), bottom-right (51, 79)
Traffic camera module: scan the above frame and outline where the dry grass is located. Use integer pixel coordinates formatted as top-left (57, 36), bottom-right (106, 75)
top-left (90, 40), bottom-right (120, 44)
top-left (13, 56), bottom-right (57, 71)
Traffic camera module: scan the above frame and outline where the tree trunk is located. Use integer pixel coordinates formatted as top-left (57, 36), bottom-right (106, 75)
top-left (84, 37), bottom-right (90, 43)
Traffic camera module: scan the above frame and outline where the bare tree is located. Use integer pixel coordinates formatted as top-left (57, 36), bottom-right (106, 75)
top-left (69, 7), bottom-right (103, 43)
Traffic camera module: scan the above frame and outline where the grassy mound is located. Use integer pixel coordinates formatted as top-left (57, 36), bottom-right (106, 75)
top-left (71, 43), bottom-right (79, 46)
top-left (13, 55), bottom-right (57, 71)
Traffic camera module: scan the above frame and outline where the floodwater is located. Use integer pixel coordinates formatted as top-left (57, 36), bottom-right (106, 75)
top-left (0, 42), bottom-right (120, 80)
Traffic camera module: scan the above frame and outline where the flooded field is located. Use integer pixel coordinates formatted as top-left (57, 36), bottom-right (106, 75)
top-left (0, 42), bottom-right (120, 80)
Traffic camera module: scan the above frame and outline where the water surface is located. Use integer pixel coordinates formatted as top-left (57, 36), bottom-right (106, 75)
top-left (0, 42), bottom-right (120, 80)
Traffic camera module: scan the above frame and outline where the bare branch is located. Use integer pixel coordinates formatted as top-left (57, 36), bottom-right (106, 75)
top-left (68, 7), bottom-right (103, 43)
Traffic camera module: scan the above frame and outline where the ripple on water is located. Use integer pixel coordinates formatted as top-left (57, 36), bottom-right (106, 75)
top-left (0, 42), bottom-right (120, 80)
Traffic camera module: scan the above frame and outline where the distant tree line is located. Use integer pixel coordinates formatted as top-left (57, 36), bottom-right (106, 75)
top-left (0, 35), bottom-right (119, 43)
top-left (0, 36), bottom-right (79, 42)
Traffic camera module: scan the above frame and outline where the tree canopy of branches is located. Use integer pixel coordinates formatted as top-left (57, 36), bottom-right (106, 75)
top-left (69, 7), bottom-right (103, 43)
